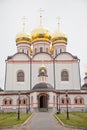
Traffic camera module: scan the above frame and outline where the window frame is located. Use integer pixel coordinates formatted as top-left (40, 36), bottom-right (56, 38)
top-left (17, 70), bottom-right (25, 82)
top-left (61, 70), bottom-right (69, 81)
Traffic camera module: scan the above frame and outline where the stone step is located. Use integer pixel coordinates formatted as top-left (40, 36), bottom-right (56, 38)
top-left (39, 108), bottom-right (48, 112)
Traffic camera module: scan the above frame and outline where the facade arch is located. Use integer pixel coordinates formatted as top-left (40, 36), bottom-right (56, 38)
top-left (61, 96), bottom-right (71, 105)
top-left (3, 98), bottom-right (13, 105)
top-left (74, 96), bottom-right (84, 105)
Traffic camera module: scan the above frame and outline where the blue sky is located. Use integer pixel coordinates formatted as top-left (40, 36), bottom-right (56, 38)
top-left (0, 0), bottom-right (87, 88)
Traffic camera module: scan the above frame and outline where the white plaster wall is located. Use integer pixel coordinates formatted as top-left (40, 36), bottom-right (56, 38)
top-left (5, 62), bottom-right (30, 91)
top-left (57, 52), bottom-right (73, 60)
top-left (48, 92), bottom-right (56, 107)
top-left (12, 53), bottom-right (29, 60)
top-left (55, 62), bottom-right (80, 90)
top-left (30, 92), bottom-right (38, 108)
top-left (55, 53), bottom-right (80, 90)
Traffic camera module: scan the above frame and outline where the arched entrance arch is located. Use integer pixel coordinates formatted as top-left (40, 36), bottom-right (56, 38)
top-left (37, 93), bottom-right (49, 112)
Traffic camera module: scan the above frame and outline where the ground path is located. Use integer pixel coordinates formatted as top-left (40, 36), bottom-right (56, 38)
top-left (2, 112), bottom-right (85, 130)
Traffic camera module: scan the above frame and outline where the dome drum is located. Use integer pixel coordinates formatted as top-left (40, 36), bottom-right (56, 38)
top-left (16, 37), bottom-right (31, 44)
top-left (32, 33), bottom-right (51, 41)
top-left (52, 37), bottom-right (67, 44)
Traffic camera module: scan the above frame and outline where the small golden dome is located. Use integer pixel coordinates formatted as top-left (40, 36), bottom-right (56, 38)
top-left (31, 25), bottom-right (51, 43)
top-left (40, 64), bottom-right (46, 70)
top-left (16, 31), bottom-right (31, 45)
top-left (52, 30), bottom-right (67, 44)
top-left (85, 72), bottom-right (87, 76)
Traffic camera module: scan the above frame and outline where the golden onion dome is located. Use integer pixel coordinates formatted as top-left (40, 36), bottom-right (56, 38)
top-left (52, 30), bottom-right (67, 44)
top-left (85, 71), bottom-right (87, 76)
top-left (31, 25), bottom-right (51, 43)
top-left (16, 31), bottom-right (31, 45)
top-left (40, 64), bottom-right (46, 70)
top-left (52, 17), bottom-right (67, 44)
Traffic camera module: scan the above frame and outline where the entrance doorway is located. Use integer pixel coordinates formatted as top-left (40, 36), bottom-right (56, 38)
top-left (40, 95), bottom-right (46, 108)
top-left (38, 93), bottom-right (48, 112)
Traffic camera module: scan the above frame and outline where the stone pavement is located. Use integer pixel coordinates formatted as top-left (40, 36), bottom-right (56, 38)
top-left (1, 112), bottom-right (86, 130)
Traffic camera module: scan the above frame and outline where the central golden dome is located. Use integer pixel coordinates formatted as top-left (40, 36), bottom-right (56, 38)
top-left (31, 25), bottom-right (51, 43)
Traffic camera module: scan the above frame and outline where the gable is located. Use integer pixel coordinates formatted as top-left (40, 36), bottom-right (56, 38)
top-left (10, 53), bottom-right (29, 61)
top-left (55, 52), bottom-right (74, 60)
top-left (33, 53), bottom-right (52, 60)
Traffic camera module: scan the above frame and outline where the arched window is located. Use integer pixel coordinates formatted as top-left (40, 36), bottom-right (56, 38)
top-left (23, 99), bottom-right (26, 105)
top-left (4, 100), bottom-right (7, 105)
top-left (3, 98), bottom-right (12, 105)
top-left (80, 99), bottom-right (83, 104)
top-left (46, 48), bottom-right (48, 53)
top-left (61, 70), bottom-right (69, 81)
top-left (55, 50), bottom-right (57, 56)
top-left (22, 49), bottom-right (24, 53)
top-left (66, 98), bottom-right (70, 104)
top-left (40, 47), bottom-right (43, 52)
top-left (27, 50), bottom-right (29, 55)
top-left (75, 99), bottom-right (77, 104)
top-left (61, 98), bottom-right (65, 104)
top-left (35, 48), bottom-right (37, 53)
top-left (17, 71), bottom-right (24, 82)
top-left (60, 49), bottom-right (62, 53)
top-left (9, 99), bottom-right (12, 105)
top-left (74, 97), bottom-right (84, 105)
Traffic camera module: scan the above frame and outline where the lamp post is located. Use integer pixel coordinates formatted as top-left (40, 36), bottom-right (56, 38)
top-left (18, 91), bottom-right (21, 120)
top-left (26, 95), bottom-right (30, 113)
top-left (53, 58), bottom-right (56, 89)
top-left (30, 55), bottom-right (32, 90)
top-left (57, 95), bottom-right (58, 113)
top-left (65, 90), bottom-right (69, 120)
top-left (58, 92), bottom-right (60, 113)
top-left (57, 93), bottom-right (60, 114)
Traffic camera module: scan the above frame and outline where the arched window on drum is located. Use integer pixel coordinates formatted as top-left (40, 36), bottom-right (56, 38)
top-left (38, 65), bottom-right (48, 82)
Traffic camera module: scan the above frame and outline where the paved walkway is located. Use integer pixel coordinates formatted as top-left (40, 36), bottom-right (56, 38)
top-left (2, 112), bottom-right (85, 130)
top-left (26, 112), bottom-right (59, 130)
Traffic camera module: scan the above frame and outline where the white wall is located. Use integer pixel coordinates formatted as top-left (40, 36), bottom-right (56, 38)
top-left (5, 53), bottom-right (30, 91)
top-left (55, 53), bottom-right (80, 90)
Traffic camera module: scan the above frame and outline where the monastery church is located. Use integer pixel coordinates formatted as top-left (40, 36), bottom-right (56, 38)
top-left (0, 14), bottom-right (87, 112)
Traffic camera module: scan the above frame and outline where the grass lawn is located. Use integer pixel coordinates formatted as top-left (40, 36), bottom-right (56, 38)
top-left (55, 112), bottom-right (87, 129)
top-left (0, 112), bottom-right (32, 128)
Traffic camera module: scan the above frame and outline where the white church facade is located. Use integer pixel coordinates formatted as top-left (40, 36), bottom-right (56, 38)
top-left (0, 16), bottom-right (87, 113)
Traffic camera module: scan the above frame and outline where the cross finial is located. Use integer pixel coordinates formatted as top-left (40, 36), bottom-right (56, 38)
top-left (57, 16), bottom-right (61, 31)
top-left (39, 8), bottom-right (44, 25)
top-left (22, 16), bottom-right (27, 31)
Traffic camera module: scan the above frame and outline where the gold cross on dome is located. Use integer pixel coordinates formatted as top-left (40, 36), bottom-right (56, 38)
top-left (38, 8), bottom-right (44, 25)
top-left (39, 8), bottom-right (44, 16)
top-left (57, 16), bottom-right (61, 31)
top-left (22, 16), bottom-right (27, 31)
